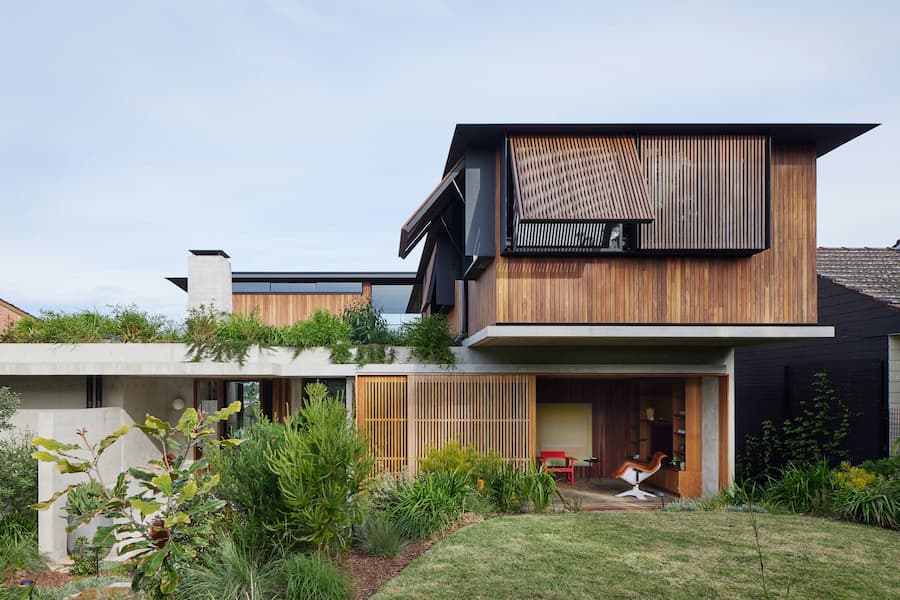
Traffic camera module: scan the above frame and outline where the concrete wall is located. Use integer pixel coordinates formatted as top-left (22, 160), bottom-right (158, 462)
top-left (8, 376), bottom-right (194, 562)
top-left (890, 335), bottom-right (900, 455)
top-left (187, 252), bottom-right (232, 314)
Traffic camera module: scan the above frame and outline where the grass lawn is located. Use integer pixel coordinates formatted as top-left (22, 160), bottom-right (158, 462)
top-left (373, 512), bottom-right (900, 599)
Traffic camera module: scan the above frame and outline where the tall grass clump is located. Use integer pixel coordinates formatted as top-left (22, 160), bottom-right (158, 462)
top-left (401, 314), bottom-right (456, 366)
top-left (176, 535), bottom-right (284, 600)
top-left (0, 521), bottom-right (46, 579)
top-left (281, 553), bottom-right (353, 600)
top-left (764, 459), bottom-right (835, 514)
top-left (355, 511), bottom-right (407, 558)
top-left (384, 470), bottom-right (478, 540)
top-left (1, 306), bottom-right (176, 344)
top-left (184, 306), bottom-right (281, 365)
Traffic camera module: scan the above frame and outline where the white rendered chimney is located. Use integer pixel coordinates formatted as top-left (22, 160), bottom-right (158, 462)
top-left (187, 250), bottom-right (233, 314)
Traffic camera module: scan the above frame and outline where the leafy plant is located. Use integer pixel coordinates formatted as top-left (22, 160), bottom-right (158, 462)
top-left (65, 481), bottom-right (106, 528)
top-left (485, 462), bottom-right (524, 513)
top-left (184, 307), bottom-right (277, 365)
top-left (859, 455), bottom-right (900, 479)
top-left (282, 310), bottom-right (352, 356)
top-left (356, 511), bottom-right (407, 558)
top-left (268, 383), bottom-right (372, 556)
top-left (342, 300), bottom-right (392, 345)
top-left (30, 402), bottom-right (244, 598)
top-left (70, 536), bottom-right (99, 577)
top-left (739, 372), bottom-right (852, 485)
top-left (0, 388), bottom-right (38, 531)
top-left (1, 306), bottom-right (176, 344)
top-left (401, 314), bottom-right (456, 366)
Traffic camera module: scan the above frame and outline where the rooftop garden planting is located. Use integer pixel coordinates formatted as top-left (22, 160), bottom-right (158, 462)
top-left (0, 301), bottom-right (456, 366)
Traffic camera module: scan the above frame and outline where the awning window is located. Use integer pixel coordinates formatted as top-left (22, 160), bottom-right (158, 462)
top-left (398, 159), bottom-right (465, 258)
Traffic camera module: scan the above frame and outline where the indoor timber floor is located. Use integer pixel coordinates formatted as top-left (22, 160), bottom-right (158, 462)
top-left (553, 478), bottom-right (676, 511)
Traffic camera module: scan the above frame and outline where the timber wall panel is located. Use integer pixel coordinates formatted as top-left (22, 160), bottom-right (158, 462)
top-left (409, 374), bottom-right (536, 472)
top-left (356, 376), bottom-right (408, 474)
top-left (233, 284), bottom-right (370, 327)
top-left (487, 144), bottom-right (816, 325)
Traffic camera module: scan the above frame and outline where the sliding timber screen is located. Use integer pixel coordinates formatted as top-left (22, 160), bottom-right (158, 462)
top-left (640, 135), bottom-right (768, 251)
top-left (356, 376), bottom-right (408, 474)
top-left (409, 374), bottom-right (536, 473)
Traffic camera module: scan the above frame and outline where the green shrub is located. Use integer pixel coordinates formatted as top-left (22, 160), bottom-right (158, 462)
top-left (356, 511), bottom-right (407, 558)
top-left (384, 470), bottom-right (477, 540)
top-left (832, 477), bottom-right (899, 529)
top-left (206, 407), bottom-right (288, 555)
top-left (401, 314), bottom-right (456, 365)
top-left (1, 306), bottom-right (176, 344)
top-left (281, 553), bottom-right (352, 600)
top-left (0, 433), bottom-right (38, 531)
top-left (65, 481), bottom-right (106, 528)
top-left (0, 386), bottom-right (19, 432)
top-left (419, 441), bottom-right (504, 484)
top-left (268, 383), bottom-right (372, 556)
top-left (185, 308), bottom-right (281, 365)
top-left (764, 459), bottom-right (835, 514)
top-left (859, 455), bottom-right (900, 479)
top-left (282, 311), bottom-right (351, 354)
top-left (739, 372), bottom-right (851, 485)
top-left (342, 300), bottom-right (392, 345)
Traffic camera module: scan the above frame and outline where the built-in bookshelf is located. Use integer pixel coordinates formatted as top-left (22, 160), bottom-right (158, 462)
top-left (634, 378), bottom-right (702, 497)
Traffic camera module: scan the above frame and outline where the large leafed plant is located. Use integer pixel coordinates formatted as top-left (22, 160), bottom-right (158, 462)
top-left (31, 402), bottom-right (243, 598)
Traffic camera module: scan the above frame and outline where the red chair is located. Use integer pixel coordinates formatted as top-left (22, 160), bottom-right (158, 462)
top-left (538, 451), bottom-right (576, 486)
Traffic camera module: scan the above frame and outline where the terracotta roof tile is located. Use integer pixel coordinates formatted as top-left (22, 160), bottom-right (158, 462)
top-left (817, 246), bottom-right (900, 307)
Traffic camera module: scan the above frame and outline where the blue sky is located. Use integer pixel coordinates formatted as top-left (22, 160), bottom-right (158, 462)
top-left (1, 1), bottom-right (897, 321)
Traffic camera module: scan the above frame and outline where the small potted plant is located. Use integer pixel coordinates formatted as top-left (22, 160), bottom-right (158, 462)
top-left (669, 455), bottom-right (683, 470)
top-left (65, 481), bottom-right (112, 556)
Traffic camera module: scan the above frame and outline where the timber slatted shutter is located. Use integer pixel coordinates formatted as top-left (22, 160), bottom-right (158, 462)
top-left (356, 376), bottom-right (408, 474)
top-left (409, 374), bottom-right (536, 472)
top-left (640, 135), bottom-right (767, 250)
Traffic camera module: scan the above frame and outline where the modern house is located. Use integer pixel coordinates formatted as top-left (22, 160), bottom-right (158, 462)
top-left (735, 243), bottom-right (900, 461)
top-left (0, 122), bottom-right (877, 560)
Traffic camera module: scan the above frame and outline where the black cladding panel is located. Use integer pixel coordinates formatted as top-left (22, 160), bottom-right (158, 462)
top-left (465, 148), bottom-right (496, 258)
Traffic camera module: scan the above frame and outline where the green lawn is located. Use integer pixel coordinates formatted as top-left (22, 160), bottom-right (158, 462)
top-left (374, 512), bottom-right (900, 599)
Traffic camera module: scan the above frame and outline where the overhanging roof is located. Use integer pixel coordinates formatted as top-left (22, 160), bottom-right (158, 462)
top-left (167, 271), bottom-right (417, 292)
top-left (444, 123), bottom-right (878, 173)
top-left (399, 158), bottom-right (464, 258)
top-left (463, 324), bottom-right (836, 347)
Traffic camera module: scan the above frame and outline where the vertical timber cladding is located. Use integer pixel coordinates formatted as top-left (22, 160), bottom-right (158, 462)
top-left (356, 376), bottom-right (408, 474)
top-left (640, 135), bottom-right (768, 250)
top-left (409, 374), bottom-right (537, 474)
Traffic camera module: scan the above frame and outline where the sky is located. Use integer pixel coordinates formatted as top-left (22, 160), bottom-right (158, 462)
top-left (1, 1), bottom-right (898, 322)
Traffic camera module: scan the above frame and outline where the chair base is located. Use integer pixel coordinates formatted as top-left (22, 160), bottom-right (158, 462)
top-left (616, 484), bottom-right (655, 501)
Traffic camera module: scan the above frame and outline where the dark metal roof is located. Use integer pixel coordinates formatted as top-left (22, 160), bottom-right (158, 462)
top-left (443, 123), bottom-right (878, 173)
top-left (167, 272), bottom-right (417, 292)
top-left (817, 247), bottom-right (900, 308)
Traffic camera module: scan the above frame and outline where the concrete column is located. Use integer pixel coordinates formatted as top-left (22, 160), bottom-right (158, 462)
top-left (889, 335), bottom-right (899, 456)
top-left (701, 377), bottom-right (719, 496)
top-left (187, 250), bottom-right (232, 314)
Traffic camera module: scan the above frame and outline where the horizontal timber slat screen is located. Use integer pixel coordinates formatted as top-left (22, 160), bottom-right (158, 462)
top-left (640, 135), bottom-right (767, 250)
top-left (409, 374), bottom-right (537, 474)
top-left (356, 376), bottom-right (408, 474)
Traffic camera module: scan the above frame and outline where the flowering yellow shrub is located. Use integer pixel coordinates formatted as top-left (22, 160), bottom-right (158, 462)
top-left (834, 462), bottom-right (877, 491)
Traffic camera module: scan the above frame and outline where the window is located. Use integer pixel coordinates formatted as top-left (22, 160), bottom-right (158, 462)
top-left (233, 282), bottom-right (271, 293)
top-left (271, 282), bottom-right (316, 293)
top-left (315, 282), bottom-right (362, 294)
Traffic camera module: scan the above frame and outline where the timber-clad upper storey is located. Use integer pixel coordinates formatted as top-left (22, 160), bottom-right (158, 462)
top-left (400, 123), bottom-right (875, 328)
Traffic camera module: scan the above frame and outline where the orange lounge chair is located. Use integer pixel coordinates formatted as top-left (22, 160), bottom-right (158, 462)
top-left (538, 451), bottom-right (576, 486)
top-left (613, 452), bottom-right (667, 500)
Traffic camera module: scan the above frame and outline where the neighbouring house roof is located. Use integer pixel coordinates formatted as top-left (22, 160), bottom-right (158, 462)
top-left (817, 246), bottom-right (900, 308)
top-left (443, 123), bottom-right (878, 174)
top-left (0, 298), bottom-right (32, 319)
